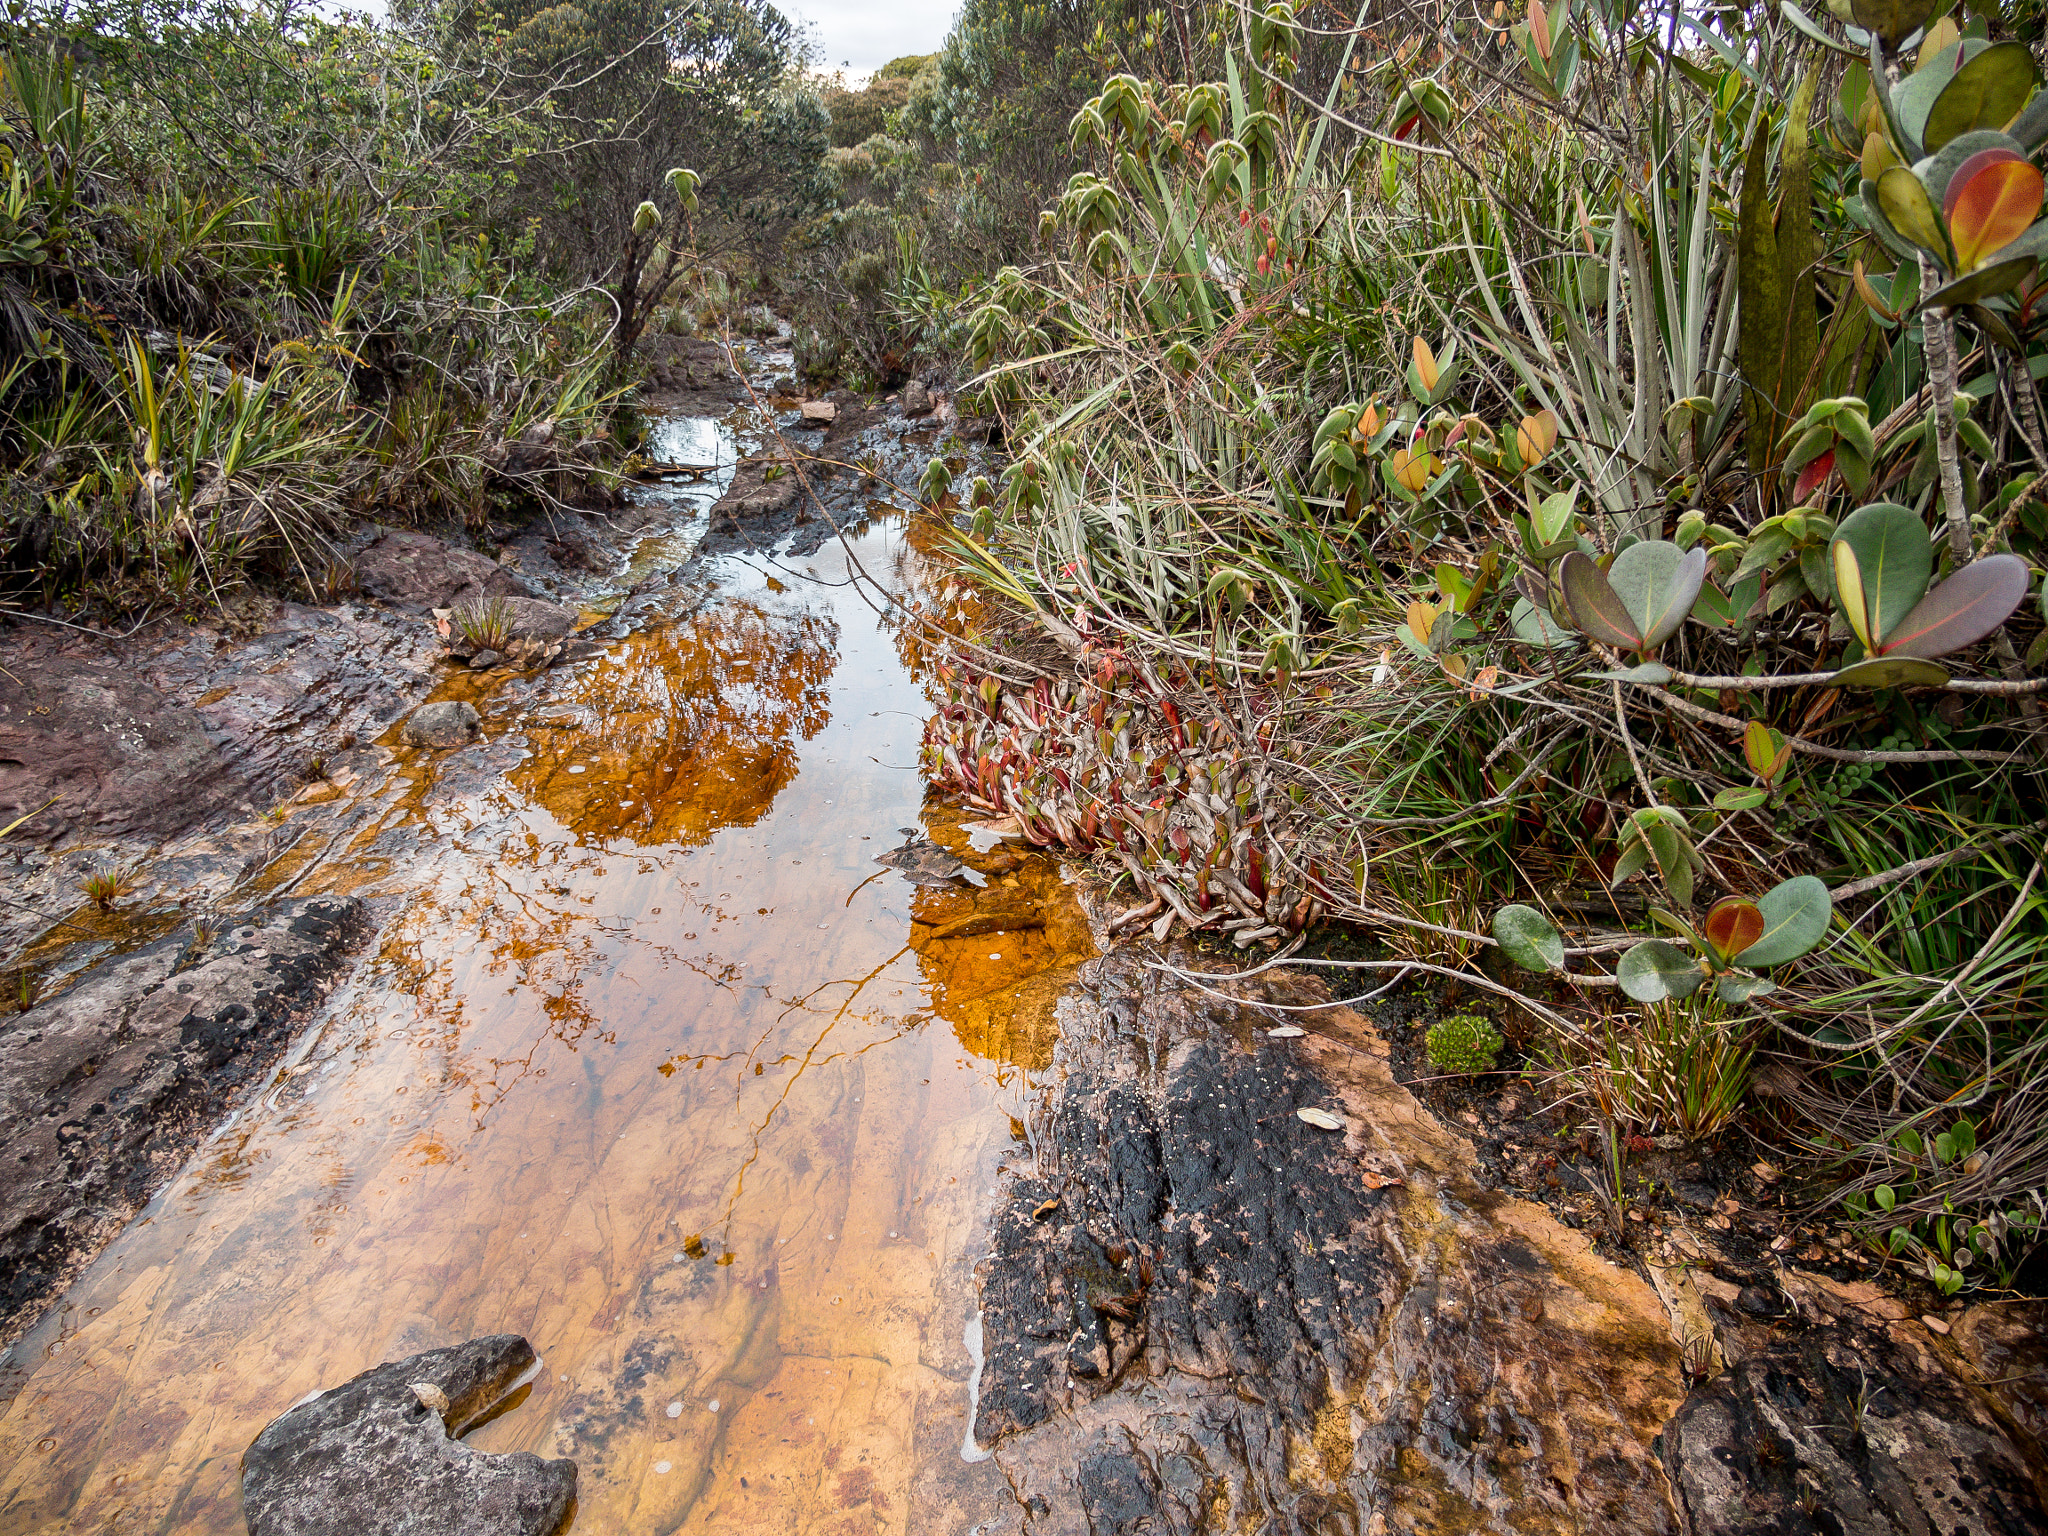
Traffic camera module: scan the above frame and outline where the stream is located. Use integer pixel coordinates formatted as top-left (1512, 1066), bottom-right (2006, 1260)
top-left (0, 402), bottom-right (1098, 1532)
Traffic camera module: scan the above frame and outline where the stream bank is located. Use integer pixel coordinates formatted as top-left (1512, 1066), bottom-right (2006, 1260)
top-left (0, 349), bottom-right (2038, 1534)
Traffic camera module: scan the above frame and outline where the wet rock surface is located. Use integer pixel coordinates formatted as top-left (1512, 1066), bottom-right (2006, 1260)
top-left (976, 949), bottom-right (1687, 1535)
top-left (639, 334), bottom-right (747, 414)
top-left (0, 654), bottom-right (231, 845)
top-left (0, 895), bottom-right (365, 1344)
top-left (242, 1334), bottom-right (574, 1536)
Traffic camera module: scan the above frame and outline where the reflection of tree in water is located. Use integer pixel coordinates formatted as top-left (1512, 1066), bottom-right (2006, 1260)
top-left (889, 510), bottom-right (989, 694)
top-left (511, 600), bottom-right (839, 848)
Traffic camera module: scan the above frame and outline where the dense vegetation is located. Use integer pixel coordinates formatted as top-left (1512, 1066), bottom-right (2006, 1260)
top-left (0, 0), bottom-right (819, 608)
top-left (796, 0), bottom-right (2048, 1292)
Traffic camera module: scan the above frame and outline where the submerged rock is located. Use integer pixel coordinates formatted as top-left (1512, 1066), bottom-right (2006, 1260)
top-left (975, 949), bottom-right (1686, 1533)
top-left (242, 1334), bottom-right (575, 1536)
top-left (402, 701), bottom-right (482, 750)
top-left (0, 896), bottom-right (365, 1344)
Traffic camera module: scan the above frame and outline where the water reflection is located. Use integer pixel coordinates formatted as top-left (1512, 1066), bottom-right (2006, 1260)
top-left (513, 600), bottom-right (837, 849)
top-left (0, 464), bottom-right (1089, 1534)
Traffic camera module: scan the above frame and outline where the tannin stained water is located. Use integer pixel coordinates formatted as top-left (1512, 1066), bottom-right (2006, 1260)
top-left (0, 416), bottom-right (1090, 1533)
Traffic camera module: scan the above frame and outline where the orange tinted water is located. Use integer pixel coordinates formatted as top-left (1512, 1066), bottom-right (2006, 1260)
top-left (0, 457), bottom-right (1091, 1532)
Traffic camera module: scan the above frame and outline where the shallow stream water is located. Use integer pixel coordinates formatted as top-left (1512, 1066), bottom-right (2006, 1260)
top-left (0, 409), bottom-right (1095, 1532)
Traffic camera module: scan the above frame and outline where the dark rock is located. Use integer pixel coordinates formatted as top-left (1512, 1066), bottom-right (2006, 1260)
top-left (355, 529), bottom-right (531, 613)
top-left (0, 896), bottom-right (365, 1344)
top-left (468, 650), bottom-right (501, 670)
top-left (242, 1334), bottom-right (575, 1536)
top-left (901, 378), bottom-right (932, 418)
top-left (975, 950), bottom-right (1685, 1533)
top-left (0, 655), bottom-right (229, 845)
top-left (1660, 1315), bottom-right (2047, 1535)
top-left (402, 701), bottom-right (481, 750)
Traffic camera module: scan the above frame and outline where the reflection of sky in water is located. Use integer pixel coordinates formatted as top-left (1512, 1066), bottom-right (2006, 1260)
top-left (0, 446), bottom-right (1088, 1535)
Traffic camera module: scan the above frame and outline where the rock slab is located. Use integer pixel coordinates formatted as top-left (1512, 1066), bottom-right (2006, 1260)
top-left (242, 1334), bottom-right (576, 1536)
top-left (0, 896), bottom-right (365, 1343)
top-left (355, 530), bottom-right (531, 613)
top-left (0, 655), bottom-right (229, 844)
top-left (1661, 1285), bottom-right (2047, 1536)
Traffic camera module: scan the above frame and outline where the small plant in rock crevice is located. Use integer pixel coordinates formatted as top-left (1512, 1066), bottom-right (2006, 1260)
top-left (77, 865), bottom-right (132, 912)
top-left (452, 595), bottom-right (516, 654)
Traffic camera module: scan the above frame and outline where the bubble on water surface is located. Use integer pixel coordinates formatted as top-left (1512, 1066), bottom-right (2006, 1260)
top-left (667, 1401), bottom-right (682, 1418)
top-left (653, 1461), bottom-right (671, 1475)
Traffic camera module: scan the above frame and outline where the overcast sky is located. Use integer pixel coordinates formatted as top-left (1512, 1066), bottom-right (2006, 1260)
top-left (791, 0), bottom-right (956, 81)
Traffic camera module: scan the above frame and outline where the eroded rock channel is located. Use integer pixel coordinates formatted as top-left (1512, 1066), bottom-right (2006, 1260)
top-left (0, 378), bottom-right (2040, 1535)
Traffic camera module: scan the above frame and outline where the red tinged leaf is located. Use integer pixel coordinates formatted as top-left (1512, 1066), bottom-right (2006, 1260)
top-left (1393, 113), bottom-right (1420, 142)
top-left (1702, 898), bottom-right (1766, 965)
top-left (1559, 551), bottom-right (1642, 649)
top-left (1793, 447), bottom-right (1836, 503)
top-left (1879, 554), bottom-right (2031, 657)
top-left (1943, 147), bottom-right (2030, 221)
top-left (1946, 155), bottom-right (2045, 271)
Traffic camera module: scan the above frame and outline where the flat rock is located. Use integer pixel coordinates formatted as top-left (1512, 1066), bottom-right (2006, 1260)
top-left (242, 1334), bottom-right (575, 1536)
top-left (976, 950), bottom-right (1685, 1532)
top-left (798, 399), bottom-right (836, 424)
top-left (402, 701), bottom-right (481, 750)
top-left (0, 896), bottom-right (365, 1344)
top-left (901, 378), bottom-right (932, 417)
top-left (355, 529), bottom-right (531, 612)
top-left (0, 655), bottom-right (229, 845)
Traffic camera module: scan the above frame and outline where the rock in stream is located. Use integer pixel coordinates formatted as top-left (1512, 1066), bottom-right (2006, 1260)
top-left (0, 896), bottom-right (366, 1343)
top-left (242, 1334), bottom-right (575, 1536)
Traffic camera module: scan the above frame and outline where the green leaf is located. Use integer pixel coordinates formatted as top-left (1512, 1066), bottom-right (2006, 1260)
top-left (1593, 662), bottom-right (1674, 684)
top-left (1922, 253), bottom-right (2036, 308)
top-left (1879, 552), bottom-right (2032, 656)
top-left (1830, 501), bottom-right (1933, 648)
top-left (1850, 0), bottom-right (1940, 45)
top-left (1508, 596), bottom-right (1577, 648)
top-left (1494, 904), bottom-right (1565, 972)
top-left (1830, 654), bottom-right (1951, 687)
top-left (1617, 939), bottom-right (1707, 1002)
top-left (1924, 41), bottom-right (2040, 153)
top-left (1734, 874), bottom-right (1833, 966)
top-left (1875, 1182), bottom-right (1897, 1211)
top-left (1643, 821), bottom-right (1695, 908)
top-left (1714, 785), bottom-right (1770, 810)
top-left (1717, 974), bottom-right (1780, 1003)
top-left (1607, 542), bottom-right (1708, 650)
top-left (1877, 165), bottom-right (1952, 260)
top-left (1559, 551), bottom-right (1641, 648)
top-left (1613, 839), bottom-right (1651, 883)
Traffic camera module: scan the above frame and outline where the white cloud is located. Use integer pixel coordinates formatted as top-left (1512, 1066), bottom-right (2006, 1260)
top-left (787, 0), bottom-right (956, 82)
